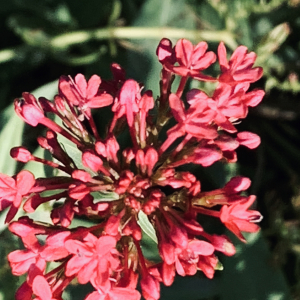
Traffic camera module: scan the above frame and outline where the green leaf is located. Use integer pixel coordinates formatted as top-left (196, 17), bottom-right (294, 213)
top-left (0, 80), bottom-right (58, 176)
top-left (0, 104), bottom-right (25, 175)
top-left (161, 276), bottom-right (220, 300)
top-left (220, 231), bottom-right (291, 300)
top-left (92, 191), bottom-right (119, 202)
top-left (138, 210), bottom-right (158, 243)
top-left (24, 146), bottom-right (48, 178)
top-left (57, 134), bottom-right (84, 169)
top-left (0, 209), bottom-right (8, 234)
top-left (56, 132), bottom-right (98, 176)
top-left (127, 0), bottom-right (196, 96)
top-left (138, 210), bottom-right (161, 262)
top-left (70, 217), bottom-right (98, 229)
top-left (31, 80), bottom-right (58, 99)
top-left (0, 228), bottom-right (21, 299)
top-left (139, 232), bottom-right (161, 263)
top-left (64, 0), bottom-right (113, 27)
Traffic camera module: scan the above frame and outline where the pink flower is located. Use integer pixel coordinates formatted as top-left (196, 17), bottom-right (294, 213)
top-left (220, 195), bottom-right (262, 242)
top-left (8, 217), bottom-right (48, 249)
top-left (182, 146), bottom-right (223, 167)
top-left (59, 74), bottom-right (113, 110)
top-left (236, 131), bottom-right (261, 149)
top-left (14, 93), bottom-right (45, 127)
top-left (135, 147), bottom-right (158, 177)
top-left (82, 150), bottom-right (110, 176)
top-left (15, 93), bottom-right (83, 147)
top-left (212, 84), bottom-right (264, 120)
top-left (86, 288), bottom-right (140, 300)
top-left (174, 239), bottom-right (214, 276)
top-left (138, 91), bottom-right (154, 146)
top-left (140, 273), bottom-right (160, 300)
top-left (156, 38), bottom-right (175, 65)
top-left (64, 234), bottom-right (120, 285)
top-left (32, 275), bottom-right (56, 300)
top-left (112, 79), bottom-right (141, 127)
top-left (51, 199), bottom-right (75, 227)
top-left (160, 93), bottom-right (217, 153)
top-left (157, 38), bottom-right (216, 81)
top-left (175, 39), bottom-right (216, 77)
top-left (86, 279), bottom-right (141, 300)
top-left (205, 234), bottom-right (236, 256)
top-left (0, 170), bottom-right (35, 223)
top-left (10, 147), bottom-right (33, 162)
top-left (193, 176), bottom-right (251, 207)
top-left (95, 135), bottom-right (120, 165)
top-left (197, 254), bottom-right (219, 279)
top-left (160, 239), bottom-right (214, 285)
top-left (8, 248), bottom-right (46, 277)
top-left (8, 229), bottom-right (69, 277)
top-left (218, 42), bottom-right (263, 84)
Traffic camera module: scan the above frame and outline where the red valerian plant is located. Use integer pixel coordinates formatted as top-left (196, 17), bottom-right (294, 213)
top-left (0, 38), bottom-right (264, 300)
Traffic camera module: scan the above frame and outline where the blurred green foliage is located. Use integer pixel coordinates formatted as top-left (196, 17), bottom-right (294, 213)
top-left (1, 0), bottom-right (300, 299)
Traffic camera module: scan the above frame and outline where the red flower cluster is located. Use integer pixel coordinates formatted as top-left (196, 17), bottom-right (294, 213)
top-left (0, 38), bottom-right (264, 300)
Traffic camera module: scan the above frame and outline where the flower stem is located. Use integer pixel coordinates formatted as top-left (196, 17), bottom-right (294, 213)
top-left (192, 206), bottom-right (220, 218)
top-left (50, 27), bottom-right (237, 50)
top-left (176, 76), bottom-right (188, 99)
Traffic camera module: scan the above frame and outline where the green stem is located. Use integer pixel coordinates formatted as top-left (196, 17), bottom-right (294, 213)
top-left (50, 27), bottom-right (237, 50)
top-left (0, 26), bottom-right (237, 65)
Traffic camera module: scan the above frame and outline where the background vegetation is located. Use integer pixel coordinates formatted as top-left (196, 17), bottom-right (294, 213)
top-left (0, 0), bottom-right (300, 299)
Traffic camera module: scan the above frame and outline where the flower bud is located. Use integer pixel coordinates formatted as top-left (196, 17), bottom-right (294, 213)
top-left (10, 147), bottom-right (33, 162)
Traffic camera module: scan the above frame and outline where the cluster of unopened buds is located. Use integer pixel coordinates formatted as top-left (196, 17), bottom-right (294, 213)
top-left (0, 38), bottom-right (264, 300)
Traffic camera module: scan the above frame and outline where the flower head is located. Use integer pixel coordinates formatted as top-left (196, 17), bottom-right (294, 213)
top-left (2, 38), bottom-right (264, 300)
